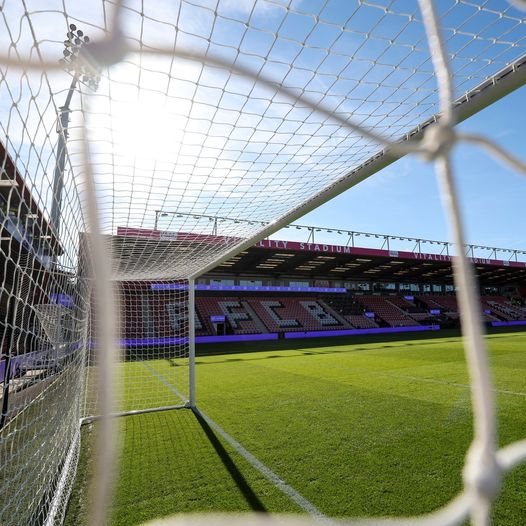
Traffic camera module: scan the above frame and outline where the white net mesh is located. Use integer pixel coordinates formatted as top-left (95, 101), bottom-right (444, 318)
top-left (0, 0), bottom-right (525, 525)
top-left (3, 1), bottom-right (526, 280)
top-left (83, 281), bottom-right (191, 418)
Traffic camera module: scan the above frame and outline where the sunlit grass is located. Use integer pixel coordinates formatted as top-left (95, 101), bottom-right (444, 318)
top-left (65, 330), bottom-right (526, 525)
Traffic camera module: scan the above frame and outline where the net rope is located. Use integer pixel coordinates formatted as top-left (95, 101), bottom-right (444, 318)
top-left (0, 0), bottom-right (526, 525)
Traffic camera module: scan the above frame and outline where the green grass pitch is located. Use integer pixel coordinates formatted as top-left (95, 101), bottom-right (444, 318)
top-left (65, 329), bottom-right (526, 525)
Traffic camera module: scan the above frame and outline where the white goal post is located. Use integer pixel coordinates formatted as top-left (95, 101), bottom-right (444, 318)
top-left (0, 1), bottom-right (526, 525)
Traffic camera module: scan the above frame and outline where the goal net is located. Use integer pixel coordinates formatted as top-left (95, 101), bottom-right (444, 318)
top-left (0, 0), bottom-right (525, 525)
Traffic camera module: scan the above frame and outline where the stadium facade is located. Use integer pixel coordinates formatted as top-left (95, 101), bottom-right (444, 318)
top-left (111, 227), bottom-right (526, 347)
top-left (0, 139), bottom-right (69, 426)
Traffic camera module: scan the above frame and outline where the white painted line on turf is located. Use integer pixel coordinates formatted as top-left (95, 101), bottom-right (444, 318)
top-left (378, 372), bottom-right (526, 397)
top-left (44, 429), bottom-right (80, 526)
top-left (140, 361), bottom-right (334, 525)
top-left (193, 407), bottom-right (334, 525)
top-left (142, 361), bottom-right (188, 402)
top-left (494, 387), bottom-right (526, 397)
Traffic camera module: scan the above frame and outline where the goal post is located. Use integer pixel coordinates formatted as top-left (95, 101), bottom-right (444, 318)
top-left (82, 278), bottom-right (193, 419)
top-left (188, 278), bottom-right (196, 409)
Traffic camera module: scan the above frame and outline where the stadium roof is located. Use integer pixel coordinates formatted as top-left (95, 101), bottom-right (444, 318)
top-left (212, 239), bottom-right (526, 286)
top-left (115, 228), bottom-right (526, 286)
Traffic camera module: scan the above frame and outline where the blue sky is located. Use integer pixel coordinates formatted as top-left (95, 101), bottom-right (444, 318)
top-left (278, 82), bottom-right (526, 251)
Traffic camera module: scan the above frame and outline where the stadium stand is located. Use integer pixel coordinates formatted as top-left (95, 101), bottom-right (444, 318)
top-left (120, 289), bottom-right (146, 340)
top-left (422, 295), bottom-right (459, 313)
top-left (246, 297), bottom-right (350, 333)
top-left (385, 296), bottom-right (426, 314)
top-left (325, 295), bottom-right (365, 315)
top-left (418, 295), bottom-right (501, 323)
top-left (480, 296), bottom-right (526, 321)
top-left (356, 296), bottom-right (420, 327)
top-left (417, 295), bottom-right (460, 321)
top-left (195, 297), bottom-right (263, 335)
top-left (109, 225), bottom-right (525, 342)
top-left (345, 315), bottom-right (379, 329)
top-left (382, 296), bottom-right (437, 323)
top-left (119, 289), bottom-right (526, 340)
top-left (324, 295), bottom-right (380, 329)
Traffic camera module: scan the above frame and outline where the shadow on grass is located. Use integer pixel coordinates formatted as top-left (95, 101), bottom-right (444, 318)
top-left (192, 409), bottom-right (267, 513)
top-left (194, 338), bottom-right (454, 367)
top-left (193, 327), bottom-right (526, 367)
top-left (197, 329), bottom-right (462, 357)
top-left (122, 328), bottom-right (525, 365)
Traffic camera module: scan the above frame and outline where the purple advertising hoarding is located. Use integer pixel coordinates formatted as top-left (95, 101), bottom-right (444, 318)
top-left (121, 333), bottom-right (279, 346)
top-left (150, 283), bottom-right (346, 293)
top-left (0, 348), bottom-right (56, 383)
top-left (49, 293), bottom-right (75, 308)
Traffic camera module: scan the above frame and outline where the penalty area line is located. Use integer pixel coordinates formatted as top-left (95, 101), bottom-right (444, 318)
top-left (192, 406), bottom-right (333, 525)
top-left (142, 361), bottom-right (188, 402)
top-left (140, 361), bottom-right (333, 524)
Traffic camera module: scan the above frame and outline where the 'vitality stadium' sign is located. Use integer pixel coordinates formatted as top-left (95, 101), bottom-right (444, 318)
top-left (117, 228), bottom-right (526, 269)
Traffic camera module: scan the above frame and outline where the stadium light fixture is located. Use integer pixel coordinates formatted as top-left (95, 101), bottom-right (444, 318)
top-left (51, 24), bottom-right (99, 250)
top-left (154, 210), bottom-right (172, 230)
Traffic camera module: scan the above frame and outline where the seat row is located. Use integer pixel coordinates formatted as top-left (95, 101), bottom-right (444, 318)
top-left (119, 294), bottom-right (526, 338)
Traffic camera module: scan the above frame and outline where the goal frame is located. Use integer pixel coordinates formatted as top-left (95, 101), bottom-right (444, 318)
top-left (90, 51), bottom-right (526, 423)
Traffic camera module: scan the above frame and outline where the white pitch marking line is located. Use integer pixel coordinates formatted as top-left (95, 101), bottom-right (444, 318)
top-left (142, 361), bottom-right (188, 402)
top-left (378, 372), bottom-right (526, 397)
top-left (193, 407), bottom-right (334, 525)
top-left (141, 361), bottom-right (334, 524)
